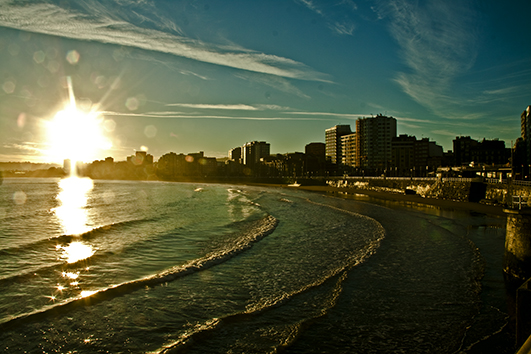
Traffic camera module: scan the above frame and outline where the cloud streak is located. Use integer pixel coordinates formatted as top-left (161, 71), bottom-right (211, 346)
top-left (0, 1), bottom-right (328, 81)
top-left (99, 111), bottom-right (328, 121)
top-left (296, 0), bottom-right (357, 36)
top-left (165, 104), bottom-right (258, 111)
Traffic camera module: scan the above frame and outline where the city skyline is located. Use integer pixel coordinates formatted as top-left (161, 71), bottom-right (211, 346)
top-left (1, 1), bottom-right (530, 164)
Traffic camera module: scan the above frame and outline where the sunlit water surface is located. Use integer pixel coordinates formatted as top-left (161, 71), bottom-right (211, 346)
top-left (0, 178), bottom-right (512, 353)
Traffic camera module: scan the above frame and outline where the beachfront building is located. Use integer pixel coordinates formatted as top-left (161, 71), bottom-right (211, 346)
top-left (355, 115), bottom-right (397, 172)
top-left (391, 135), bottom-right (443, 176)
top-left (229, 146), bottom-right (242, 163)
top-left (305, 142), bottom-right (326, 176)
top-left (341, 133), bottom-right (357, 167)
top-left (325, 125), bottom-right (352, 165)
top-left (242, 141), bottom-right (270, 167)
top-left (453, 136), bottom-right (510, 167)
top-left (156, 151), bottom-right (217, 179)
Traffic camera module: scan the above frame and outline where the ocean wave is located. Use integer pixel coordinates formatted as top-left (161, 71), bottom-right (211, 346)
top-left (0, 214), bottom-right (278, 331)
top-left (0, 217), bottom-right (159, 257)
top-left (154, 200), bottom-right (386, 353)
top-left (155, 236), bottom-right (381, 354)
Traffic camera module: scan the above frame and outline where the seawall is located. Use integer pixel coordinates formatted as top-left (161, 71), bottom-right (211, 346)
top-left (325, 177), bottom-right (531, 207)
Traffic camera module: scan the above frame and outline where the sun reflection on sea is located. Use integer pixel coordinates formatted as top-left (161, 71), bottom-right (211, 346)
top-left (80, 290), bottom-right (97, 298)
top-left (59, 241), bottom-right (95, 264)
top-left (54, 177), bottom-right (93, 236)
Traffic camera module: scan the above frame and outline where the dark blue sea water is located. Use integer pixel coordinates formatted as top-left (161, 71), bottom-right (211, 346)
top-left (0, 178), bottom-right (512, 353)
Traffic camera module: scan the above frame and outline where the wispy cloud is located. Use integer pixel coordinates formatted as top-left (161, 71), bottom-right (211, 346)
top-left (164, 103), bottom-right (296, 111)
top-left (431, 129), bottom-right (460, 137)
top-left (329, 22), bottom-right (356, 36)
top-left (296, 0), bottom-right (357, 36)
top-left (483, 87), bottom-right (522, 96)
top-left (1, 142), bottom-right (47, 162)
top-left (376, 0), bottom-right (480, 118)
top-left (0, 1), bottom-right (328, 81)
top-left (234, 72), bottom-right (314, 99)
top-left (165, 103), bottom-right (258, 110)
top-left (99, 111), bottom-right (328, 121)
top-left (297, 0), bottom-right (324, 15)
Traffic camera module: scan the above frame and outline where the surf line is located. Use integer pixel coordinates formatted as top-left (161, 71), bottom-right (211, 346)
top-left (0, 215), bottom-right (279, 332)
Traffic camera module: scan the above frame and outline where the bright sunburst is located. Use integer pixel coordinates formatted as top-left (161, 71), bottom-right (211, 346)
top-left (46, 107), bottom-right (111, 164)
top-left (45, 77), bottom-right (111, 164)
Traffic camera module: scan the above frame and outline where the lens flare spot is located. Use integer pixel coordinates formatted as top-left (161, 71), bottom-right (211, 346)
top-left (17, 113), bottom-right (26, 128)
top-left (2, 80), bottom-right (15, 94)
top-left (103, 119), bottom-right (116, 132)
top-left (13, 191), bottom-right (27, 205)
top-left (33, 50), bottom-right (46, 64)
top-left (125, 97), bottom-right (139, 111)
top-left (66, 50), bottom-right (80, 65)
top-left (144, 125), bottom-right (157, 138)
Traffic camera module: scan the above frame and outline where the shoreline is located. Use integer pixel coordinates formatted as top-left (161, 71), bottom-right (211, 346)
top-left (2, 176), bottom-right (507, 217)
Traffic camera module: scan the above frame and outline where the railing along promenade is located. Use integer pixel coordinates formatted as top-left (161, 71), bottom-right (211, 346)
top-left (329, 176), bottom-right (531, 186)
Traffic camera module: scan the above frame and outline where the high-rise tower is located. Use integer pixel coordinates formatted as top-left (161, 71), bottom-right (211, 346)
top-left (355, 115), bottom-right (397, 170)
top-left (325, 125), bottom-right (352, 165)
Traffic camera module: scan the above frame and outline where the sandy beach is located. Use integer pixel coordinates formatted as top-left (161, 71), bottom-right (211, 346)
top-left (244, 183), bottom-right (507, 217)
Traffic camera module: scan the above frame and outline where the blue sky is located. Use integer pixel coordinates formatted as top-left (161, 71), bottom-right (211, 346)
top-left (0, 0), bottom-right (530, 163)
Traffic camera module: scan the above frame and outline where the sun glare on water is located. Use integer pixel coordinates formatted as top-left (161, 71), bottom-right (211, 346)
top-left (59, 241), bottom-right (95, 264)
top-left (54, 176), bottom-right (94, 236)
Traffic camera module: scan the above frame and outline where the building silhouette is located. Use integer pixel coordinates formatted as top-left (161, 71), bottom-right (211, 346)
top-left (325, 125), bottom-right (352, 165)
top-left (157, 151), bottom-right (216, 179)
top-left (305, 142), bottom-right (326, 176)
top-left (242, 141), bottom-right (270, 167)
top-left (229, 147), bottom-right (242, 164)
top-left (355, 115), bottom-right (397, 171)
top-left (391, 135), bottom-right (443, 176)
top-left (453, 136), bottom-right (509, 167)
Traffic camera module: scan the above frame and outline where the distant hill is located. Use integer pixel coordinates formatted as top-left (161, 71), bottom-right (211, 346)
top-left (0, 162), bottom-right (61, 171)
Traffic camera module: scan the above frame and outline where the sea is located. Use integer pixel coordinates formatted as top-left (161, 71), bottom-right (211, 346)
top-left (0, 177), bottom-right (514, 353)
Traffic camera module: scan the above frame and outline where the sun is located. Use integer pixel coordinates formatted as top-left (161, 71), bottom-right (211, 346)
top-left (46, 105), bottom-right (111, 164)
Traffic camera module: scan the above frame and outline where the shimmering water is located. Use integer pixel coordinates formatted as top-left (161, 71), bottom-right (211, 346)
top-left (0, 178), bottom-right (512, 353)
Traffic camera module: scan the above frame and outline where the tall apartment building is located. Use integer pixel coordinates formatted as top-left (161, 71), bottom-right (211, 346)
top-left (242, 141), bottom-right (270, 166)
top-left (341, 133), bottom-right (356, 167)
top-left (229, 147), bottom-right (242, 163)
top-left (325, 125), bottom-right (352, 165)
top-left (453, 136), bottom-right (477, 166)
top-left (305, 142), bottom-right (326, 176)
top-left (453, 136), bottom-right (509, 166)
top-left (391, 135), bottom-right (416, 176)
top-left (391, 135), bottom-right (443, 176)
top-left (355, 115), bottom-right (397, 170)
top-left (305, 142), bottom-right (326, 160)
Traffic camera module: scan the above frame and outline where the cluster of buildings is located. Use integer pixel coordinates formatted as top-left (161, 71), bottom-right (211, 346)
top-left (323, 114), bottom-right (512, 177)
top-left (57, 106), bottom-right (531, 181)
